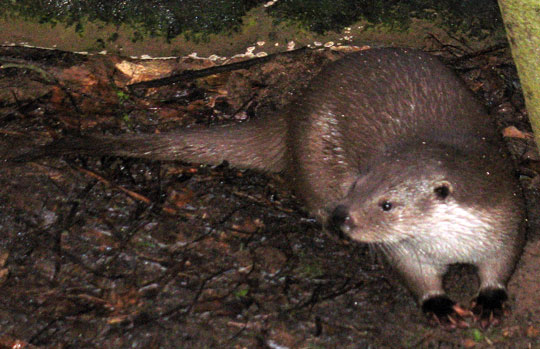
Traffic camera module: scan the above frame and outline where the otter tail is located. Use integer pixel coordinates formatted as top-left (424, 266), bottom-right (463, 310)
top-left (12, 116), bottom-right (287, 173)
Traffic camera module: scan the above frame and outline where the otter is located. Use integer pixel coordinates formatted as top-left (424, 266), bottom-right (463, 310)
top-left (14, 48), bottom-right (525, 329)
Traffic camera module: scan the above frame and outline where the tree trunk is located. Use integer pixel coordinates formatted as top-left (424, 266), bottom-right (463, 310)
top-left (498, 0), bottom-right (540, 152)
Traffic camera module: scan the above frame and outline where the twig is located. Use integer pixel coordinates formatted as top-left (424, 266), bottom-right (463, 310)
top-left (128, 47), bottom-right (309, 90)
top-left (0, 62), bottom-right (57, 83)
top-left (74, 165), bottom-right (152, 204)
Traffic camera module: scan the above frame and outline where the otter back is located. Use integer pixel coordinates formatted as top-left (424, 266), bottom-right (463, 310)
top-left (288, 48), bottom-right (503, 218)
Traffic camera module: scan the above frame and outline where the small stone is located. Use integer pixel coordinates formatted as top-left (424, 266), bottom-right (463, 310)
top-left (287, 41), bottom-right (295, 51)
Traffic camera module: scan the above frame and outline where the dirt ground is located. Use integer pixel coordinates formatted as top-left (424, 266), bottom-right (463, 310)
top-left (0, 44), bottom-right (539, 348)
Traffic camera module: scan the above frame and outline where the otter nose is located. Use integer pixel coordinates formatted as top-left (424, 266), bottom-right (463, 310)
top-left (330, 204), bottom-right (356, 235)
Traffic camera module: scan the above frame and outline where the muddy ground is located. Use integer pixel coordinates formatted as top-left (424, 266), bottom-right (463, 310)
top-left (0, 44), bottom-right (539, 348)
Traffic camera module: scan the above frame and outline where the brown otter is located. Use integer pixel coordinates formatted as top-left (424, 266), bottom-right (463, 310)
top-left (14, 48), bottom-right (525, 329)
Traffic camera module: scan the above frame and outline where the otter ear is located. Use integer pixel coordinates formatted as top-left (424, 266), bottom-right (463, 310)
top-left (433, 181), bottom-right (452, 200)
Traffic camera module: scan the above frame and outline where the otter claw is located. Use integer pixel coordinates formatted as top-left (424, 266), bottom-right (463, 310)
top-left (422, 295), bottom-right (472, 330)
top-left (471, 288), bottom-right (509, 328)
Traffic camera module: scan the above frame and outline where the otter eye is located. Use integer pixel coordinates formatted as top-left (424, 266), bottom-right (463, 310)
top-left (434, 183), bottom-right (451, 200)
top-left (380, 201), bottom-right (393, 211)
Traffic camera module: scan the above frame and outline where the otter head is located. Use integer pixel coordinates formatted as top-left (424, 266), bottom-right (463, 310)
top-left (329, 146), bottom-right (522, 248)
top-left (330, 167), bottom-right (454, 244)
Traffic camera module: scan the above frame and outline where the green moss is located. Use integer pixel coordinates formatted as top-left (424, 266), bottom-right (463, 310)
top-left (135, 240), bottom-right (157, 249)
top-left (3, 0), bottom-right (505, 42)
top-left (234, 287), bottom-right (250, 298)
top-left (297, 261), bottom-right (324, 278)
top-left (4, 0), bottom-right (261, 41)
top-left (267, 0), bottom-right (503, 38)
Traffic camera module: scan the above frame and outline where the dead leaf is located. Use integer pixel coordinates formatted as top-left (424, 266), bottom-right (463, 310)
top-left (168, 188), bottom-right (195, 208)
top-left (527, 325), bottom-right (540, 338)
top-left (463, 338), bottom-right (476, 348)
top-left (502, 125), bottom-right (532, 139)
top-left (0, 251), bottom-right (8, 267)
top-left (0, 268), bottom-right (9, 285)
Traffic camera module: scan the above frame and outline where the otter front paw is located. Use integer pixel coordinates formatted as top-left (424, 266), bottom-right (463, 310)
top-left (422, 295), bottom-right (471, 330)
top-left (471, 288), bottom-right (509, 328)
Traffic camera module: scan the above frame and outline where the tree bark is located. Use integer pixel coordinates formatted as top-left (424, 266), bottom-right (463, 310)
top-left (499, 0), bottom-right (540, 152)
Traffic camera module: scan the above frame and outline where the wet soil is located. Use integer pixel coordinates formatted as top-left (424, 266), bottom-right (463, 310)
top-left (0, 45), bottom-right (539, 348)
